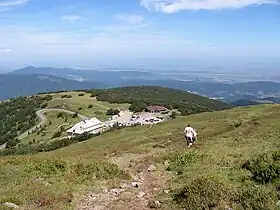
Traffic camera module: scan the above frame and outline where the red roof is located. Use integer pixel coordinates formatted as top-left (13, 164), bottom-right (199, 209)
top-left (147, 106), bottom-right (168, 111)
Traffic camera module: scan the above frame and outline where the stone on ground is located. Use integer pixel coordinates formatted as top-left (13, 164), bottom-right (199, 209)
top-left (137, 191), bottom-right (146, 198)
top-left (4, 202), bottom-right (19, 209)
top-left (147, 165), bottom-right (156, 172)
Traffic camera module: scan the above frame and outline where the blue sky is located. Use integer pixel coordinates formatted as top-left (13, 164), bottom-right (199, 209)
top-left (0, 0), bottom-right (280, 69)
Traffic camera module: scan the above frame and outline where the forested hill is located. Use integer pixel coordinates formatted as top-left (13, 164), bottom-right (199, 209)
top-left (91, 86), bottom-right (233, 115)
top-left (0, 95), bottom-right (50, 147)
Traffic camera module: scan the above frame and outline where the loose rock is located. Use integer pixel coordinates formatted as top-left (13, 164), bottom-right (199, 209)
top-left (110, 189), bottom-right (119, 195)
top-left (137, 191), bottom-right (146, 198)
top-left (120, 183), bottom-right (129, 189)
top-left (138, 172), bottom-right (145, 181)
top-left (164, 160), bottom-right (169, 166)
top-left (148, 200), bottom-right (161, 209)
top-left (35, 177), bottom-right (45, 182)
top-left (163, 189), bottom-right (170, 194)
top-left (147, 165), bottom-right (157, 172)
top-left (131, 182), bottom-right (139, 188)
top-left (4, 202), bottom-right (19, 209)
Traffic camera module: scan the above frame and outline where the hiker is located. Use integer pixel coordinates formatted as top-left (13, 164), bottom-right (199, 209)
top-left (184, 125), bottom-right (197, 147)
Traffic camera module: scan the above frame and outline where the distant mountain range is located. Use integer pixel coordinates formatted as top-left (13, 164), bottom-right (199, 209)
top-left (0, 74), bottom-right (107, 100)
top-left (1, 66), bottom-right (280, 104)
top-left (10, 66), bottom-right (169, 83)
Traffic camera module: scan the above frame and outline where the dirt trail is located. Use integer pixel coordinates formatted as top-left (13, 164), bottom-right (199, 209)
top-left (77, 149), bottom-right (169, 210)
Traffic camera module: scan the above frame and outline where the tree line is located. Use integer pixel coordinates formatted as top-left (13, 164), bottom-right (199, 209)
top-left (89, 86), bottom-right (233, 115)
top-left (0, 95), bottom-right (52, 146)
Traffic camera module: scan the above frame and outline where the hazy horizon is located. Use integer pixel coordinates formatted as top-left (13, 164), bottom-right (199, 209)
top-left (1, 0), bottom-right (280, 72)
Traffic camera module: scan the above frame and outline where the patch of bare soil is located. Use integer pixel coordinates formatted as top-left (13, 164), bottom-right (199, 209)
top-left (77, 149), bottom-right (170, 210)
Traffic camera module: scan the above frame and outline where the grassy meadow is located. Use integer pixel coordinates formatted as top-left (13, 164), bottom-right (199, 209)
top-left (45, 91), bottom-right (130, 120)
top-left (1, 104), bottom-right (280, 209)
top-left (21, 111), bottom-right (81, 145)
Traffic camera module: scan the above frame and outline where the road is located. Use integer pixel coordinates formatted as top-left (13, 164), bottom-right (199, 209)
top-left (18, 108), bottom-right (89, 140)
top-left (0, 142), bottom-right (7, 150)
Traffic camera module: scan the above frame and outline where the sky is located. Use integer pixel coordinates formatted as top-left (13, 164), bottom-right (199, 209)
top-left (0, 0), bottom-right (280, 70)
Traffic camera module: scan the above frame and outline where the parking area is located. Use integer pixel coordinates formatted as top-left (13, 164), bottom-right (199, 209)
top-left (104, 110), bottom-right (170, 127)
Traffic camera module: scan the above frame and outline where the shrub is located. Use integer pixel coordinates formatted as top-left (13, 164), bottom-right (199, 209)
top-left (78, 107), bottom-right (83, 111)
top-left (106, 108), bottom-right (120, 116)
top-left (41, 95), bottom-right (53, 101)
top-left (57, 112), bottom-right (64, 118)
top-left (24, 158), bottom-right (67, 177)
top-left (78, 93), bottom-right (85, 96)
top-left (52, 131), bottom-right (62, 139)
top-left (173, 176), bottom-right (232, 209)
top-left (236, 185), bottom-right (278, 210)
top-left (94, 111), bottom-right (103, 115)
top-left (61, 95), bottom-right (72, 99)
top-left (38, 138), bottom-right (76, 152)
top-left (71, 161), bottom-right (123, 180)
top-left (41, 102), bottom-right (48, 109)
top-left (6, 138), bottom-right (20, 148)
top-left (129, 100), bottom-right (146, 112)
top-left (245, 152), bottom-right (280, 184)
top-left (233, 119), bottom-right (242, 128)
top-left (166, 151), bottom-right (200, 174)
top-left (171, 111), bottom-right (177, 119)
top-left (88, 104), bottom-right (93, 108)
top-left (72, 112), bottom-right (78, 118)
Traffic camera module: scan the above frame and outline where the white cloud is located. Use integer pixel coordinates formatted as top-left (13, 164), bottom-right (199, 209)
top-left (0, 0), bottom-right (29, 7)
top-left (140, 0), bottom-right (280, 13)
top-left (115, 14), bottom-right (144, 24)
top-left (61, 15), bottom-right (87, 23)
top-left (0, 48), bottom-right (12, 52)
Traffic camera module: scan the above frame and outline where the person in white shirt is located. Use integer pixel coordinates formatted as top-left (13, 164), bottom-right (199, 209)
top-left (184, 125), bottom-right (197, 147)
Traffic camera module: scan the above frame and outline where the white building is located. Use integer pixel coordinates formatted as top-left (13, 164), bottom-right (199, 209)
top-left (67, 117), bottom-right (105, 135)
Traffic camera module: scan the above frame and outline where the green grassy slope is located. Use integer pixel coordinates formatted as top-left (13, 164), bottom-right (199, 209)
top-left (45, 91), bottom-right (130, 120)
top-left (1, 104), bottom-right (280, 209)
top-left (21, 111), bottom-right (81, 145)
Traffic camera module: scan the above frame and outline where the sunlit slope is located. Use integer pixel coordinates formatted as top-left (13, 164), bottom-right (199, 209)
top-left (1, 104), bottom-right (280, 209)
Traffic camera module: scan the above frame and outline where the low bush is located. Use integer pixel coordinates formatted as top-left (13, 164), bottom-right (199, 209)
top-left (173, 176), bottom-right (232, 209)
top-left (41, 95), bottom-right (53, 101)
top-left (94, 111), bottom-right (103, 115)
top-left (78, 93), bottom-right (84, 96)
top-left (88, 104), bottom-right (93, 108)
top-left (41, 102), bottom-right (48, 109)
top-left (57, 112), bottom-right (64, 118)
top-left (0, 133), bottom-right (100, 156)
top-left (71, 161), bottom-right (123, 181)
top-left (106, 108), bottom-right (120, 116)
top-left (72, 112), bottom-right (78, 118)
top-left (24, 158), bottom-right (67, 177)
top-left (236, 185), bottom-right (278, 210)
top-left (171, 111), bottom-right (177, 119)
top-left (233, 119), bottom-right (242, 128)
top-left (61, 95), bottom-right (72, 99)
top-left (165, 151), bottom-right (200, 174)
top-left (52, 131), bottom-right (62, 139)
top-left (245, 151), bottom-right (280, 184)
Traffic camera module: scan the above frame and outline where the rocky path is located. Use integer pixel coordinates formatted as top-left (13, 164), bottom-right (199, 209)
top-left (77, 149), bottom-right (170, 210)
